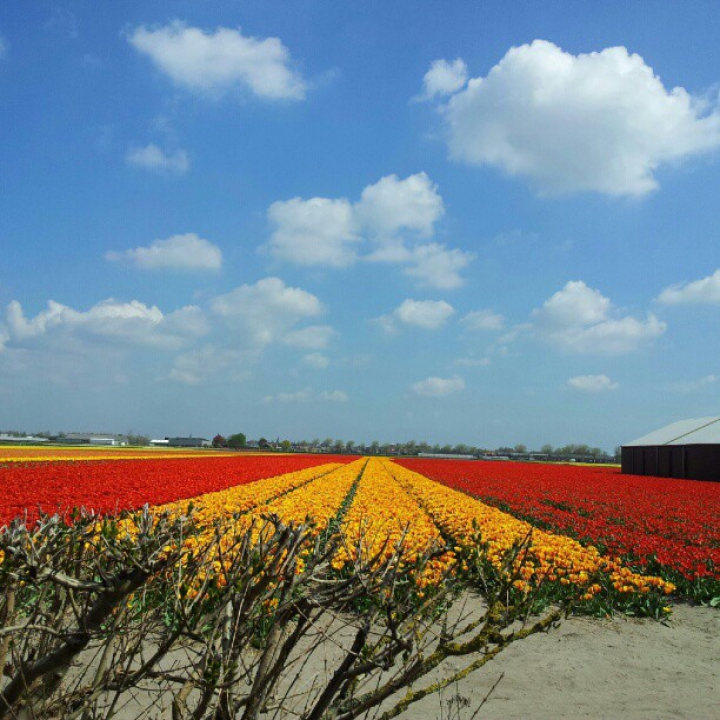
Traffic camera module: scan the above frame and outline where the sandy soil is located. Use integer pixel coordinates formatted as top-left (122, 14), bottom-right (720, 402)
top-left (61, 603), bottom-right (720, 718)
top-left (412, 604), bottom-right (719, 720)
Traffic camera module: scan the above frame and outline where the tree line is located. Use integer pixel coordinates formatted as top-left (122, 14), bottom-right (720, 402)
top-left (210, 435), bottom-right (617, 461)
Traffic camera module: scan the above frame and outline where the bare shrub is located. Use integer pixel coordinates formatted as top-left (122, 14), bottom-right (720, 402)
top-left (0, 507), bottom-right (567, 719)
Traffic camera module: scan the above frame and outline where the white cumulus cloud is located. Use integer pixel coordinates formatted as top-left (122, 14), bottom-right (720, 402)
top-left (128, 21), bottom-right (306, 100)
top-left (264, 173), bottom-right (470, 289)
top-left (532, 281), bottom-right (666, 354)
top-left (419, 58), bottom-right (468, 101)
top-left (267, 197), bottom-right (359, 267)
top-left (567, 374), bottom-right (618, 392)
top-left (378, 299), bottom-right (454, 333)
top-left (126, 143), bottom-right (190, 174)
top-left (106, 233), bottom-right (222, 271)
top-left (211, 277), bottom-right (325, 349)
top-left (398, 243), bottom-right (474, 290)
top-left (657, 269), bottom-right (720, 305)
top-left (354, 173), bottom-right (444, 238)
top-left (411, 375), bottom-right (465, 397)
top-left (4, 298), bottom-right (207, 351)
top-left (436, 40), bottom-right (720, 196)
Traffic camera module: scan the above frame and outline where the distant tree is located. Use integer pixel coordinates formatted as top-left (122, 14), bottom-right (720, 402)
top-left (555, 443), bottom-right (595, 459)
top-left (540, 444), bottom-right (554, 455)
top-left (614, 446), bottom-right (622, 462)
top-left (126, 433), bottom-right (150, 446)
top-left (453, 444), bottom-right (470, 455)
top-left (345, 440), bottom-right (356, 453)
top-left (258, 437), bottom-right (269, 449)
top-left (370, 441), bottom-right (380, 455)
top-left (280, 439), bottom-right (292, 451)
top-left (514, 444), bottom-right (527, 454)
top-left (228, 433), bottom-right (247, 449)
top-left (440, 444), bottom-right (453, 454)
top-left (332, 439), bottom-right (344, 453)
top-left (212, 434), bottom-right (227, 448)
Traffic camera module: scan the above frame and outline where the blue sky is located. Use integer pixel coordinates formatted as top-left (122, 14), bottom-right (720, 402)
top-left (1, 1), bottom-right (720, 449)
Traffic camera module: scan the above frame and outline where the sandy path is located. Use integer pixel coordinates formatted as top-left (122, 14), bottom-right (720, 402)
top-left (414, 604), bottom-right (718, 720)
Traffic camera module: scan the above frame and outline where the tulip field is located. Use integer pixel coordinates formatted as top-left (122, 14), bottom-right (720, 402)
top-left (0, 452), bottom-right (350, 525)
top-left (398, 458), bottom-right (720, 601)
top-left (2, 449), bottom-right (713, 616)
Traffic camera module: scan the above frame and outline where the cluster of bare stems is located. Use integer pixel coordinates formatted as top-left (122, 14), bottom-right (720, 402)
top-left (0, 507), bottom-right (568, 719)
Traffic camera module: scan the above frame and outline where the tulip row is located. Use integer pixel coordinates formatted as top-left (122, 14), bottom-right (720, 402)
top-left (146, 457), bottom-right (676, 613)
top-left (331, 458), bottom-right (455, 589)
top-left (397, 457), bottom-right (719, 600)
top-left (159, 459), bottom-right (367, 591)
top-left (153, 462), bottom-right (344, 524)
top-left (1, 453), bottom-right (683, 614)
top-left (0, 447), bottom-right (238, 463)
top-left (234, 458), bottom-right (365, 538)
top-left (383, 461), bottom-right (674, 608)
top-left (0, 455), bottom-right (352, 526)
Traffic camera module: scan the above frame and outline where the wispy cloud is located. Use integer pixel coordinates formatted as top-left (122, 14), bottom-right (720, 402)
top-left (126, 144), bottom-right (190, 175)
top-left (106, 234), bottom-right (221, 271)
top-left (567, 374), bottom-right (618, 392)
top-left (669, 374), bottom-right (717, 393)
top-left (261, 388), bottom-right (348, 403)
top-left (128, 22), bottom-right (307, 100)
top-left (411, 376), bottom-right (465, 397)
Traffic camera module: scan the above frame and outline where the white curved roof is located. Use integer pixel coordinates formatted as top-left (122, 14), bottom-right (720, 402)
top-left (625, 416), bottom-right (720, 446)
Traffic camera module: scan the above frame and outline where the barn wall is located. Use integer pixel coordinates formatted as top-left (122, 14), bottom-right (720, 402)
top-left (621, 444), bottom-right (719, 481)
top-left (685, 445), bottom-right (720, 481)
top-left (621, 447), bottom-right (634, 474)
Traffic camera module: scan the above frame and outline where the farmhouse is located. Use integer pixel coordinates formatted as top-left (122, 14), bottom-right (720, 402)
top-left (621, 416), bottom-right (720, 481)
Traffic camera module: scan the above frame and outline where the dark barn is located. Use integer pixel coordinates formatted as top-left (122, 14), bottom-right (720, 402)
top-left (622, 417), bottom-right (720, 482)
